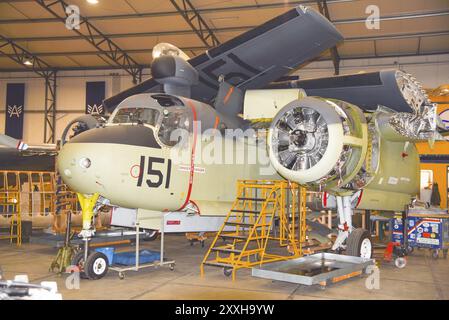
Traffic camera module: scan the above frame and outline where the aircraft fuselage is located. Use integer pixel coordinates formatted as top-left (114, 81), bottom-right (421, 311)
top-left (58, 93), bottom-right (278, 216)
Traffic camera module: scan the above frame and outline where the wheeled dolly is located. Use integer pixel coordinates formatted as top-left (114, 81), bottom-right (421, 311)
top-left (186, 232), bottom-right (207, 247)
top-left (383, 242), bottom-right (407, 268)
top-left (71, 218), bottom-right (175, 280)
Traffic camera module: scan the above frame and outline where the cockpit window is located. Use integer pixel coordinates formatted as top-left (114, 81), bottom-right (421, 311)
top-left (112, 107), bottom-right (160, 126)
top-left (151, 94), bottom-right (184, 107)
top-left (158, 109), bottom-right (190, 147)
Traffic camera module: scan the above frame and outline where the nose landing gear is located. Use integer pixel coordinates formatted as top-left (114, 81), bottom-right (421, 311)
top-left (84, 251), bottom-right (109, 280)
top-left (71, 193), bottom-right (105, 280)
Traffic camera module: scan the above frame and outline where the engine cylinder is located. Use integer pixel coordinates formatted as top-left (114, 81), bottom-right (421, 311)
top-left (268, 97), bottom-right (368, 194)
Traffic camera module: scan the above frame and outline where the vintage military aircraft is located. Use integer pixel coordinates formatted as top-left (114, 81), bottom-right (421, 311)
top-left (57, 7), bottom-right (342, 233)
top-left (2, 5), bottom-right (447, 279)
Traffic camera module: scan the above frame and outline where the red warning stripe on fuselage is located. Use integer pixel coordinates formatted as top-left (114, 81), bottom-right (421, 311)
top-left (177, 99), bottom-right (199, 211)
top-left (223, 86), bottom-right (234, 104)
top-left (213, 116), bottom-right (220, 129)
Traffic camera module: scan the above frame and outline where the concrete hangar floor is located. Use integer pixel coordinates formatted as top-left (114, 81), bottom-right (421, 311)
top-left (1, 235), bottom-right (448, 300)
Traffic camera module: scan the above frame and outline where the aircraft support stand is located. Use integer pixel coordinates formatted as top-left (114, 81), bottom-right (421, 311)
top-left (109, 213), bottom-right (176, 280)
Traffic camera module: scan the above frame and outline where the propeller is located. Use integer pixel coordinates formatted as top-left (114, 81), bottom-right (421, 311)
top-left (61, 114), bottom-right (101, 145)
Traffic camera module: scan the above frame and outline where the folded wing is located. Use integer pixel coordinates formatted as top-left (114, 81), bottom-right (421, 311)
top-left (103, 6), bottom-right (343, 112)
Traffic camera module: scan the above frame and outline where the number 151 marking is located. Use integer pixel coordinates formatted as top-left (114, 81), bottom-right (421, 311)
top-left (137, 156), bottom-right (172, 189)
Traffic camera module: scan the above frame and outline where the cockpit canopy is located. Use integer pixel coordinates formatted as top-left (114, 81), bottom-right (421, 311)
top-left (110, 94), bottom-right (190, 147)
top-left (112, 107), bottom-right (160, 126)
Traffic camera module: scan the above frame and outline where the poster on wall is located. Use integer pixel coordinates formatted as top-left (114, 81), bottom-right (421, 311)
top-left (5, 83), bottom-right (25, 139)
top-left (85, 81), bottom-right (105, 115)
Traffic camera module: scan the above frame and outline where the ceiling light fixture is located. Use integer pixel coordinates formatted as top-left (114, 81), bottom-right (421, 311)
top-left (86, 0), bottom-right (99, 4)
top-left (23, 57), bottom-right (33, 66)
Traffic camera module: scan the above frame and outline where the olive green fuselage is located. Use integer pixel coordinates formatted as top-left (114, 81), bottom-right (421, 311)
top-left (356, 137), bottom-right (420, 212)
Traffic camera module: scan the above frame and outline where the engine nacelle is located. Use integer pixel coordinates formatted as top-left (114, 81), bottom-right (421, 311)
top-left (268, 97), bottom-right (369, 194)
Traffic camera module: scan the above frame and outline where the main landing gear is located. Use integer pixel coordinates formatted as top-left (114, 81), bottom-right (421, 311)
top-left (331, 194), bottom-right (373, 259)
top-left (347, 228), bottom-right (372, 259)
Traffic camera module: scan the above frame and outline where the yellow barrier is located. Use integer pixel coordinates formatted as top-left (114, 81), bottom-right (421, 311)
top-left (0, 170), bottom-right (78, 234)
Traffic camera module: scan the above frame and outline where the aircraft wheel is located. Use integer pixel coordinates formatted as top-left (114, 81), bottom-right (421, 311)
top-left (346, 228), bottom-right (372, 259)
top-left (223, 267), bottom-right (233, 277)
top-left (118, 272), bottom-right (125, 280)
top-left (84, 252), bottom-right (109, 280)
top-left (394, 257), bottom-right (407, 269)
top-left (71, 251), bottom-right (89, 279)
top-left (432, 250), bottom-right (439, 260)
top-left (143, 230), bottom-right (159, 241)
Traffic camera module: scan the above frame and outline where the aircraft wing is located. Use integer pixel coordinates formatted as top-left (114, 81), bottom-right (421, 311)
top-left (0, 114), bottom-right (98, 155)
top-left (103, 5), bottom-right (343, 111)
top-left (269, 70), bottom-right (424, 113)
top-left (0, 133), bottom-right (28, 151)
top-left (0, 147), bottom-right (56, 171)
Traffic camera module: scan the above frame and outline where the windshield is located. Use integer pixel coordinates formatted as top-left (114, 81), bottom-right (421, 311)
top-left (112, 107), bottom-right (160, 126)
top-left (158, 109), bottom-right (190, 147)
top-left (151, 94), bottom-right (184, 107)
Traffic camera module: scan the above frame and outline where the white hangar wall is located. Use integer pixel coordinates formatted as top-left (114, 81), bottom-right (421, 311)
top-left (0, 69), bottom-right (139, 144)
top-left (0, 53), bottom-right (448, 145)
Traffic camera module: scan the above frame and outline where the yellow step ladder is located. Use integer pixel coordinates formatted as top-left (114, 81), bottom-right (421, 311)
top-left (201, 180), bottom-right (306, 280)
top-left (0, 191), bottom-right (22, 246)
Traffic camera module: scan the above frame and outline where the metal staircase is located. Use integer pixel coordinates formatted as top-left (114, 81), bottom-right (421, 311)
top-left (201, 180), bottom-right (306, 280)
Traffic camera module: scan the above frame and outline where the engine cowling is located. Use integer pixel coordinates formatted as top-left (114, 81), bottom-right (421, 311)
top-left (268, 97), bottom-right (369, 194)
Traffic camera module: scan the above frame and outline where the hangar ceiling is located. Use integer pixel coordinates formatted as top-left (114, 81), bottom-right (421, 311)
top-left (0, 0), bottom-right (448, 73)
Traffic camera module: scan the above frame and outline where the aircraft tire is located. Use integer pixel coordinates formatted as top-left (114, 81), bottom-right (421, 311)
top-left (84, 252), bottom-right (109, 280)
top-left (346, 228), bottom-right (372, 259)
top-left (71, 251), bottom-right (89, 279)
top-left (143, 230), bottom-right (159, 241)
top-left (394, 257), bottom-right (407, 269)
top-left (432, 250), bottom-right (439, 260)
top-left (223, 268), bottom-right (233, 277)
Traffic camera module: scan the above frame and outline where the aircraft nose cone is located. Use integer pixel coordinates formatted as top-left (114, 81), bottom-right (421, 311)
top-left (57, 142), bottom-right (98, 194)
top-left (57, 125), bottom-right (162, 194)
